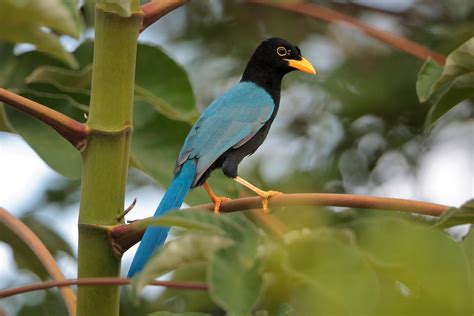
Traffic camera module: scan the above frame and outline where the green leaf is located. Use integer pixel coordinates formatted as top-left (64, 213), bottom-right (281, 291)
top-left (209, 245), bottom-right (263, 316)
top-left (5, 89), bottom-right (84, 178)
top-left (461, 226), bottom-right (474, 308)
top-left (96, 0), bottom-right (140, 17)
top-left (281, 228), bottom-right (378, 315)
top-left (137, 210), bottom-right (256, 242)
top-left (0, 214), bottom-right (74, 279)
top-left (426, 72), bottom-right (474, 125)
top-left (416, 58), bottom-right (443, 102)
top-left (149, 312), bottom-right (212, 316)
top-left (135, 44), bottom-right (199, 123)
top-left (355, 217), bottom-right (472, 315)
top-left (154, 262), bottom-right (216, 313)
top-left (417, 37), bottom-right (474, 127)
top-left (0, 0), bottom-right (82, 38)
top-left (0, 104), bottom-right (14, 133)
top-left (0, 0), bottom-right (82, 68)
top-left (436, 199), bottom-right (474, 228)
top-left (26, 64), bottom-right (93, 96)
top-left (135, 232), bottom-right (233, 294)
top-left (136, 210), bottom-right (263, 315)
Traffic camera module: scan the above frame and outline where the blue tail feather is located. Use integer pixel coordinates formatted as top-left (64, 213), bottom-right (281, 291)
top-left (128, 160), bottom-right (195, 277)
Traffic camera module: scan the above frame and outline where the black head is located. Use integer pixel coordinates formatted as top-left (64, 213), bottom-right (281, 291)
top-left (245, 38), bottom-right (316, 77)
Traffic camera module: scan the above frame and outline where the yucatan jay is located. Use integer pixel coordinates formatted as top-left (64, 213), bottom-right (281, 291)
top-left (128, 38), bottom-right (315, 276)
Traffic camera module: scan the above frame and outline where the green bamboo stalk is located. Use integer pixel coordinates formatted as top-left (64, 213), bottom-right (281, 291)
top-left (76, 5), bottom-right (141, 316)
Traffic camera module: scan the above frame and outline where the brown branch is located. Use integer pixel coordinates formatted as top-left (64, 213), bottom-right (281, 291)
top-left (0, 277), bottom-right (208, 299)
top-left (140, 0), bottom-right (191, 32)
top-left (247, 0), bottom-right (446, 65)
top-left (0, 208), bottom-right (77, 315)
top-left (111, 193), bottom-right (450, 255)
top-left (0, 88), bottom-right (88, 151)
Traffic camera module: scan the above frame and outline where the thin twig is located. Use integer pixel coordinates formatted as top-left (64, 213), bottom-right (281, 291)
top-left (247, 0), bottom-right (446, 65)
top-left (111, 193), bottom-right (450, 254)
top-left (0, 208), bottom-right (76, 315)
top-left (0, 277), bottom-right (208, 299)
top-left (0, 88), bottom-right (88, 151)
top-left (140, 0), bottom-right (191, 32)
top-left (116, 198), bottom-right (137, 221)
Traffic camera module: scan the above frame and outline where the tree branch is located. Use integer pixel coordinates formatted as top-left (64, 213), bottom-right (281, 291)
top-left (0, 88), bottom-right (88, 151)
top-left (247, 0), bottom-right (447, 65)
top-left (0, 277), bottom-right (207, 299)
top-left (0, 208), bottom-right (76, 315)
top-left (140, 0), bottom-right (191, 32)
top-left (110, 193), bottom-right (450, 255)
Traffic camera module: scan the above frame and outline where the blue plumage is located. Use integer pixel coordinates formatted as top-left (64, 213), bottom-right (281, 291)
top-left (127, 160), bottom-right (196, 277)
top-left (177, 82), bottom-right (275, 185)
top-left (128, 83), bottom-right (274, 276)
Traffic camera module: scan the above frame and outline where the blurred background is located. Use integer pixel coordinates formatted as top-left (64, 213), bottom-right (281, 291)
top-left (0, 0), bottom-right (473, 314)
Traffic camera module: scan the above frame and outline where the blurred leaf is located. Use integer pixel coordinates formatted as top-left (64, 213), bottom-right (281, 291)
top-left (135, 44), bottom-right (198, 123)
top-left (282, 229), bottom-right (378, 315)
top-left (0, 26), bottom-right (77, 69)
top-left (135, 232), bottom-right (233, 294)
top-left (5, 89), bottom-right (84, 178)
top-left (425, 72), bottom-right (474, 126)
top-left (155, 262), bottom-right (216, 313)
top-left (461, 226), bottom-right (474, 307)
top-left (137, 210), bottom-right (263, 315)
top-left (416, 58), bottom-right (443, 102)
top-left (137, 210), bottom-right (258, 245)
top-left (0, 0), bottom-right (82, 68)
top-left (0, 104), bottom-right (14, 133)
top-left (17, 290), bottom-right (68, 316)
top-left (209, 245), bottom-right (263, 316)
top-left (0, 0), bottom-right (82, 37)
top-left (0, 46), bottom-right (84, 178)
top-left (96, 0), bottom-right (140, 17)
top-left (417, 37), bottom-right (474, 127)
top-left (26, 64), bottom-right (93, 95)
top-left (435, 199), bottom-right (474, 227)
top-left (0, 214), bottom-right (74, 280)
top-left (149, 312), bottom-right (211, 316)
top-left (354, 216), bottom-right (472, 315)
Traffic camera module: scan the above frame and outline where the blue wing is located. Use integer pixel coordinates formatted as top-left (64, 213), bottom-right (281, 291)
top-left (176, 81), bottom-right (275, 185)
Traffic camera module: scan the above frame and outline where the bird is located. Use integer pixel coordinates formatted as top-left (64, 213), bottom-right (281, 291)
top-left (128, 37), bottom-right (316, 277)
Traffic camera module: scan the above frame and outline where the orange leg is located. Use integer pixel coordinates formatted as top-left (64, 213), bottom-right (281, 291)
top-left (203, 182), bottom-right (231, 214)
top-left (233, 176), bottom-right (282, 213)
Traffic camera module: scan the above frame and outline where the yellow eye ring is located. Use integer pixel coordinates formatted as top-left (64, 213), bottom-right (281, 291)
top-left (276, 46), bottom-right (287, 56)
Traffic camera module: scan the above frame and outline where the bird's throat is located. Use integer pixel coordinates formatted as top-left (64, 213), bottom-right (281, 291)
top-left (241, 62), bottom-right (283, 105)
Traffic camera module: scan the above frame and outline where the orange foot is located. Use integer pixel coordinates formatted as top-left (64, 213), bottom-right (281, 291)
top-left (203, 182), bottom-right (231, 214)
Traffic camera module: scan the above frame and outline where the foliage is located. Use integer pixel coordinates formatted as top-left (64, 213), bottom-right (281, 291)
top-left (0, 0), bottom-right (473, 315)
top-left (417, 37), bottom-right (474, 128)
top-left (0, 0), bottom-right (82, 68)
top-left (135, 208), bottom-right (474, 315)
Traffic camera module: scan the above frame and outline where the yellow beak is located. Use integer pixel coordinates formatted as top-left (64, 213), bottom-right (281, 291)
top-left (285, 57), bottom-right (316, 75)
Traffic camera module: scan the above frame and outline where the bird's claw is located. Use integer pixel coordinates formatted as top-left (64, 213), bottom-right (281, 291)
top-left (211, 196), bottom-right (231, 214)
top-left (259, 190), bottom-right (282, 213)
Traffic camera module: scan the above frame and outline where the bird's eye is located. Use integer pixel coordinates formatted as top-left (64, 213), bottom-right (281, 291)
top-left (276, 46), bottom-right (287, 56)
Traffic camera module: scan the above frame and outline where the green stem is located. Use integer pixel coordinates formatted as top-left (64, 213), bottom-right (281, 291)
top-left (76, 6), bottom-right (141, 316)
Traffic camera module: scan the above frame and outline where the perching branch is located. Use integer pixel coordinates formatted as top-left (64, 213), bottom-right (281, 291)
top-left (0, 277), bottom-right (208, 299)
top-left (0, 88), bottom-right (88, 151)
top-left (247, 0), bottom-right (447, 65)
top-left (140, 0), bottom-right (191, 32)
top-left (0, 208), bottom-right (77, 315)
top-left (110, 193), bottom-right (450, 255)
